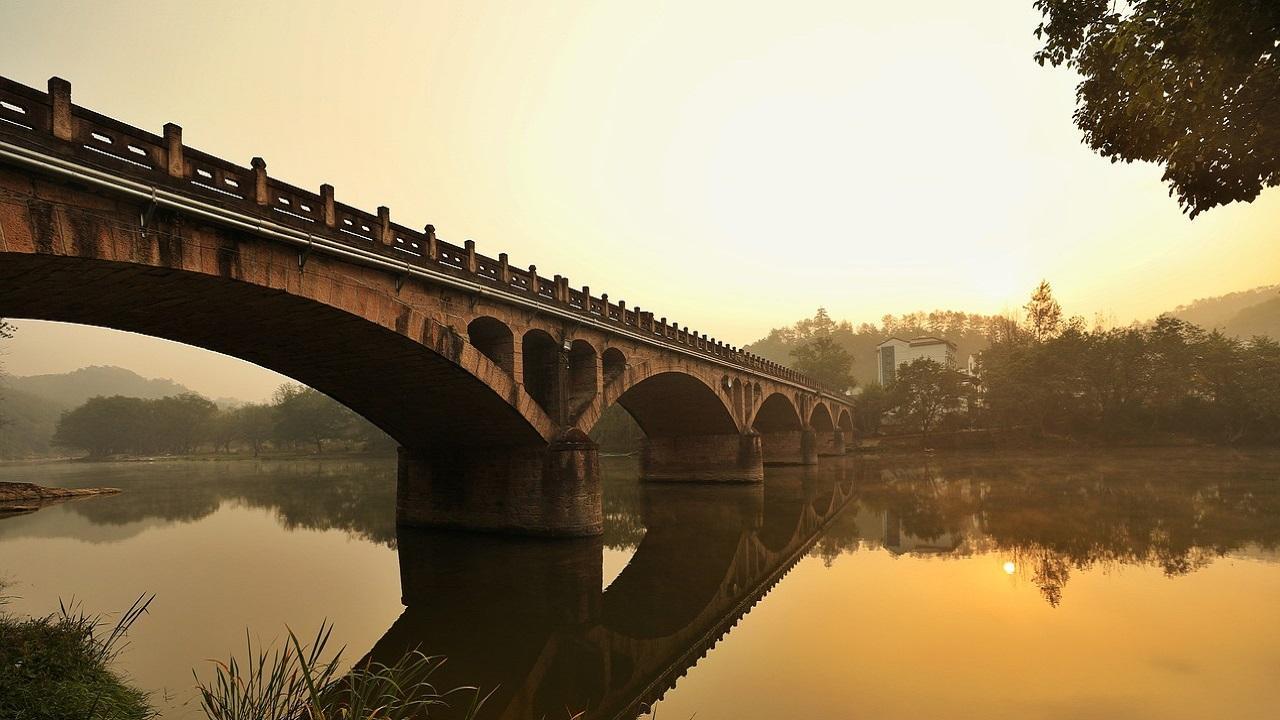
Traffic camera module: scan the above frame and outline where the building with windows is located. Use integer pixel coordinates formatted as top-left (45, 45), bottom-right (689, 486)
top-left (876, 336), bottom-right (956, 385)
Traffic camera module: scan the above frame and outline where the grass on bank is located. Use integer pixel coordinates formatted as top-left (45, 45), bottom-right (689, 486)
top-left (196, 623), bottom-right (490, 720)
top-left (0, 591), bottom-right (155, 720)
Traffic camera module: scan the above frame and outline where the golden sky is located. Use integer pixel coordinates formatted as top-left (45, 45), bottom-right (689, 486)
top-left (1, 0), bottom-right (1276, 399)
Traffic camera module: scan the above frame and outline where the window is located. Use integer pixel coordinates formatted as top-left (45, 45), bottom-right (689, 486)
top-left (880, 346), bottom-right (896, 384)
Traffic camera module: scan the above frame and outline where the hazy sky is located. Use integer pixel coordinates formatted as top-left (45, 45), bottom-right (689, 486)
top-left (1, 0), bottom-right (1276, 401)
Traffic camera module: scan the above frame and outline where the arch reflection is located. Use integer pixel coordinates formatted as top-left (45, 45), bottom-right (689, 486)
top-left (365, 462), bottom-right (856, 719)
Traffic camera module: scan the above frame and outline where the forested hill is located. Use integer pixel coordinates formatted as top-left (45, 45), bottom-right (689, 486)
top-left (744, 309), bottom-right (1000, 388)
top-left (4, 365), bottom-right (195, 409)
top-left (1168, 285), bottom-right (1280, 339)
top-left (0, 366), bottom-right (202, 458)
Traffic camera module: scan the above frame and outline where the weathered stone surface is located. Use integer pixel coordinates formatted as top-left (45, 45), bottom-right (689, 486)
top-left (641, 432), bottom-right (764, 483)
top-left (760, 429), bottom-right (819, 466)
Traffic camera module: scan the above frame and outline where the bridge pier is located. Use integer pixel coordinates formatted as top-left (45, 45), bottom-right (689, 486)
top-left (817, 430), bottom-right (846, 456)
top-left (396, 429), bottom-right (602, 537)
top-left (640, 431), bottom-right (764, 483)
top-left (760, 429), bottom-right (818, 466)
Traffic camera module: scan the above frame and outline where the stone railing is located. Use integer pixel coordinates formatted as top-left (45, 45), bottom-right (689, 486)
top-left (0, 75), bottom-right (839, 395)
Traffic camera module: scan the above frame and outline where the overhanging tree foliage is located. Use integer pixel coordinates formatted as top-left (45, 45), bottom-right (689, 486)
top-left (1034, 0), bottom-right (1280, 217)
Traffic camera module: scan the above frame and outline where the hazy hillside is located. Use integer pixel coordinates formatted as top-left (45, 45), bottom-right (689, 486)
top-left (0, 385), bottom-right (65, 458)
top-left (1168, 285), bottom-right (1280, 338)
top-left (0, 366), bottom-right (201, 458)
top-left (5, 365), bottom-right (195, 409)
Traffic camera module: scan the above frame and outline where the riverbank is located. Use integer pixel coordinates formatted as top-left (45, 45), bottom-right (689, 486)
top-left (0, 448), bottom-right (397, 466)
top-left (0, 481), bottom-right (120, 515)
top-left (0, 593), bottom-right (153, 720)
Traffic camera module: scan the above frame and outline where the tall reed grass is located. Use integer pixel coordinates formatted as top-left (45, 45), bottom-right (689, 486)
top-left (196, 622), bottom-right (491, 720)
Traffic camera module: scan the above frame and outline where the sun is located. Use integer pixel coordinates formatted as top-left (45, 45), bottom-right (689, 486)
top-left (1002, 561), bottom-right (1017, 575)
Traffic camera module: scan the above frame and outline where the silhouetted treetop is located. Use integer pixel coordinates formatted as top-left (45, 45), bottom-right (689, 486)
top-left (1034, 0), bottom-right (1280, 217)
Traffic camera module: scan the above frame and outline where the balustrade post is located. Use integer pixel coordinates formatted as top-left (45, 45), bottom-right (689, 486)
top-left (528, 265), bottom-right (539, 295)
top-left (251, 157), bottom-right (268, 206)
top-left (424, 225), bottom-right (438, 261)
top-left (465, 239), bottom-right (477, 273)
top-left (48, 77), bottom-right (72, 141)
top-left (499, 253), bottom-right (510, 283)
top-left (378, 206), bottom-right (393, 247)
top-left (581, 286), bottom-right (591, 313)
top-left (320, 184), bottom-right (336, 228)
top-left (163, 123), bottom-right (184, 178)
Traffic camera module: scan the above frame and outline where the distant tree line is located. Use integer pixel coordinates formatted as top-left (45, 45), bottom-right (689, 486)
top-left (980, 283), bottom-right (1280, 443)
top-left (747, 307), bottom-right (1002, 389)
top-left (51, 384), bottom-right (393, 458)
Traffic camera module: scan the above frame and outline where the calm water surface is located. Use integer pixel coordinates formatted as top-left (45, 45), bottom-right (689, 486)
top-left (1, 449), bottom-right (1278, 719)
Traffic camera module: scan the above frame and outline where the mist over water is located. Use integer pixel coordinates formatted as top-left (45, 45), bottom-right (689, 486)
top-left (1, 450), bottom-right (1278, 719)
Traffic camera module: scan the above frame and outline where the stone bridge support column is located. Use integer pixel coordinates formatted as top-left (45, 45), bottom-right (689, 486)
top-left (817, 431), bottom-right (846, 456)
top-left (641, 431), bottom-right (764, 483)
top-left (396, 429), bottom-right (602, 537)
top-left (760, 428), bottom-right (818, 466)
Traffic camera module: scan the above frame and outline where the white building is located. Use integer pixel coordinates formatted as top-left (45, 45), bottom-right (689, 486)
top-left (876, 336), bottom-right (957, 385)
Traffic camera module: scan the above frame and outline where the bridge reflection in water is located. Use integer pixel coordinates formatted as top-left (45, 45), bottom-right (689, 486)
top-left (364, 461), bottom-right (857, 719)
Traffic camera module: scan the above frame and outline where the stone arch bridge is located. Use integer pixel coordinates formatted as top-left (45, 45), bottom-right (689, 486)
top-left (0, 76), bottom-right (853, 536)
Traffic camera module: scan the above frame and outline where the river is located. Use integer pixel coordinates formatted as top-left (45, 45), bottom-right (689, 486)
top-left (1, 447), bottom-right (1278, 719)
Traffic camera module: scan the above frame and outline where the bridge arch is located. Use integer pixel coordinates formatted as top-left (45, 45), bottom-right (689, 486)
top-left (602, 347), bottom-right (626, 384)
top-left (576, 360), bottom-right (739, 437)
top-left (567, 339), bottom-right (598, 415)
top-left (614, 370), bottom-right (737, 438)
top-left (466, 316), bottom-right (514, 375)
top-left (0, 252), bottom-right (556, 450)
top-left (521, 328), bottom-right (562, 420)
top-left (834, 404), bottom-right (855, 430)
top-left (810, 403), bottom-right (835, 432)
top-left (751, 392), bottom-right (803, 433)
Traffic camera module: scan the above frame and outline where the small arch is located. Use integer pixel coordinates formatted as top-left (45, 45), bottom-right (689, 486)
top-left (568, 339), bottom-right (598, 414)
top-left (467, 316), bottom-right (514, 375)
top-left (752, 392), bottom-right (803, 432)
top-left (810, 403), bottom-right (835, 432)
top-left (522, 329), bottom-right (562, 419)
top-left (603, 347), bottom-right (626, 385)
top-left (837, 408), bottom-right (854, 433)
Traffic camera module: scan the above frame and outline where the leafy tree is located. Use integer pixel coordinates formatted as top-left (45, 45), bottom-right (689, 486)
top-left (150, 393), bottom-right (218, 454)
top-left (1034, 0), bottom-right (1280, 217)
top-left (1024, 280), bottom-right (1063, 342)
top-left (790, 335), bottom-right (855, 391)
top-left (51, 395), bottom-right (151, 457)
top-left (272, 384), bottom-right (356, 454)
top-left (233, 403), bottom-right (276, 456)
top-left (888, 358), bottom-right (963, 442)
top-left (853, 382), bottom-right (888, 435)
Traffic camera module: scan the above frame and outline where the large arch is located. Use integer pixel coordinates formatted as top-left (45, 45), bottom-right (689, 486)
top-left (837, 407), bottom-right (854, 434)
top-left (615, 372), bottom-right (737, 438)
top-left (575, 360), bottom-right (738, 437)
top-left (810, 403), bottom-right (835, 432)
top-left (0, 253), bottom-right (556, 451)
top-left (751, 392), bottom-right (803, 433)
